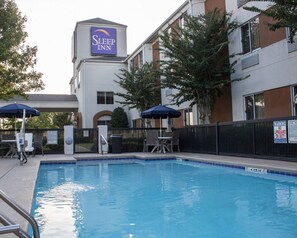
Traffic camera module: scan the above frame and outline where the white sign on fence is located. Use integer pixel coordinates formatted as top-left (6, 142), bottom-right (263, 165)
top-left (288, 120), bottom-right (297, 143)
top-left (47, 131), bottom-right (58, 144)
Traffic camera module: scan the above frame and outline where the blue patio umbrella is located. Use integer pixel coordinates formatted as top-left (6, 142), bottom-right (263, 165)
top-left (0, 103), bottom-right (40, 165)
top-left (141, 105), bottom-right (181, 134)
top-left (141, 104), bottom-right (181, 119)
top-left (0, 103), bottom-right (40, 118)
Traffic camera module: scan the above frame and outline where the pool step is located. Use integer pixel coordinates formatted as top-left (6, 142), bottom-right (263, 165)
top-left (0, 190), bottom-right (40, 238)
top-left (0, 214), bottom-right (30, 238)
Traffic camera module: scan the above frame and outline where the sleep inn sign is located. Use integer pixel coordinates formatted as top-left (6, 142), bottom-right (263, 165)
top-left (91, 27), bottom-right (117, 55)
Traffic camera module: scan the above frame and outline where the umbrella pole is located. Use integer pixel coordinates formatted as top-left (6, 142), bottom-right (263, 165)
top-left (19, 109), bottom-right (27, 165)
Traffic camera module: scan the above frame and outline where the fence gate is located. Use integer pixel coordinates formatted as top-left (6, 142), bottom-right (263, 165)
top-left (73, 128), bottom-right (98, 153)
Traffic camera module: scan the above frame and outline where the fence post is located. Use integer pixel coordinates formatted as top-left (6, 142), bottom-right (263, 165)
top-left (98, 125), bottom-right (108, 154)
top-left (64, 125), bottom-right (74, 155)
top-left (216, 122), bottom-right (219, 155)
top-left (252, 121), bottom-right (256, 155)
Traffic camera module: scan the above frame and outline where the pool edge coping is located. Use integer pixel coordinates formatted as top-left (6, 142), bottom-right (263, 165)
top-left (38, 154), bottom-right (297, 178)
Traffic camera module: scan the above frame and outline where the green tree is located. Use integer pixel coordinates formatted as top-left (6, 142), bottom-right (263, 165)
top-left (244, 0), bottom-right (297, 43)
top-left (25, 112), bottom-right (72, 129)
top-left (25, 112), bottom-right (54, 129)
top-left (0, 0), bottom-right (44, 100)
top-left (159, 9), bottom-right (239, 124)
top-left (52, 112), bottom-right (72, 128)
top-left (115, 62), bottom-right (160, 112)
top-left (111, 107), bottom-right (129, 128)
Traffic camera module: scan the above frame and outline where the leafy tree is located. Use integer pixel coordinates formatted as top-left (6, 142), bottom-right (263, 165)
top-left (25, 112), bottom-right (53, 129)
top-left (244, 0), bottom-right (297, 43)
top-left (52, 112), bottom-right (72, 128)
top-left (25, 112), bottom-right (72, 129)
top-left (159, 9), bottom-right (239, 124)
top-left (111, 107), bottom-right (129, 128)
top-left (115, 62), bottom-right (160, 114)
top-left (0, 0), bottom-right (44, 100)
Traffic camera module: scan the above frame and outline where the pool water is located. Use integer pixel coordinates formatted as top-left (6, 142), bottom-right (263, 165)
top-left (32, 159), bottom-right (297, 238)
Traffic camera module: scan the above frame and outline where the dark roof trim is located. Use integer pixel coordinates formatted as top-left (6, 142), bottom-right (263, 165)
top-left (10, 94), bottom-right (78, 102)
top-left (76, 57), bottom-right (126, 70)
top-left (77, 18), bottom-right (127, 28)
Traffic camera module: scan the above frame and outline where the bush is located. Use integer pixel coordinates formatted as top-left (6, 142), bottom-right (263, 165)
top-left (111, 107), bottom-right (129, 128)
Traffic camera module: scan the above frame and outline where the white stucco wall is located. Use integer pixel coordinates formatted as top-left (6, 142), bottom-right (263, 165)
top-left (81, 61), bottom-right (127, 128)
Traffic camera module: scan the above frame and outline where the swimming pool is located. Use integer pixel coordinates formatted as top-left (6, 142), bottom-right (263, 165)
top-left (32, 158), bottom-right (297, 238)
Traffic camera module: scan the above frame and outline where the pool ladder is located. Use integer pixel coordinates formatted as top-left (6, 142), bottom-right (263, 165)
top-left (99, 134), bottom-right (109, 154)
top-left (0, 190), bottom-right (40, 238)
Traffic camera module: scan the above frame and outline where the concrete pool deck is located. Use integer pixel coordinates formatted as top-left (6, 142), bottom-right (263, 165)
top-left (0, 152), bottom-right (297, 236)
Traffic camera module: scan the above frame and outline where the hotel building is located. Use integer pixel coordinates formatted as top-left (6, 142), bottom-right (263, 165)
top-left (70, 0), bottom-right (297, 128)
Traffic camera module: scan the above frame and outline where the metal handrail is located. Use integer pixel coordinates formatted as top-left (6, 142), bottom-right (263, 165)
top-left (0, 190), bottom-right (40, 238)
top-left (100, 134), bottom-right (108, 155)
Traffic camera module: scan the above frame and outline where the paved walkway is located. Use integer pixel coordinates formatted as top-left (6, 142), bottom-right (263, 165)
top-left (0, 152), bottom-right (297, 237)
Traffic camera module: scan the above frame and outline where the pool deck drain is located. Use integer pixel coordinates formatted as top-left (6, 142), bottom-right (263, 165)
top-left (1, 152), bottom-right (297, 235)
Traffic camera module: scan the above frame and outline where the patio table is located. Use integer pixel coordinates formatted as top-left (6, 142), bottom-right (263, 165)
top-left (151, 136), bottom-right (172, 153)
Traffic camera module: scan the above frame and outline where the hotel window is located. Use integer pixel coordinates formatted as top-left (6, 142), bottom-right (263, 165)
top-left (78, 70), bottom-right (81, 88)
top-left (241, 17), bottom-right (260, 54)
top-left (97, 115), bottom-right (111, 126)
top-left (287, 27), bottom-right (297, 43)
top-left (245, 93), bottom-right (265, 120)
top-left (166, 27), bottom-right (172, 41)
top-left (179, 16), bottom-right (185, 29)
top-left (132, 120), bottom-right (137, 128)
top-left (129, 58), bottom-right (135, 70)
top-left (97, 91), bottom-right (114, 104)
top-left (184, 108), bottom-right (194, 126)
top-left (291, 85), bottom-right (297, 116)
top-left (74, 76), bottom-right (77, 90)
top-left (138, 51), bottom-right (143, 68)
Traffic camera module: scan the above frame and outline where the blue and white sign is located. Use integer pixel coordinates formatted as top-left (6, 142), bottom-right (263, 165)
top-left (273, 120), bottom-right (287, 144)
top-left (91, 27), bottom-right (117, 55)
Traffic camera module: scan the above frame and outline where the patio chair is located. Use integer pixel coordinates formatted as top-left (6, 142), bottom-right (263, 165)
top-left (33, 132), bottom-right (44, 156)
top-left (164, 131), bottom-right (180, 152)
top-left (143, 130), bottom-right (159, 152)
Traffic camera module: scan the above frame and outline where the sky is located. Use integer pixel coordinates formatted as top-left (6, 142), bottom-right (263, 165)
top-left (14, 0), bottom-right (186, 94)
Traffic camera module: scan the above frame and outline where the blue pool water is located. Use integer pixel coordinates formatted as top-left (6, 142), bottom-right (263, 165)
top-left (32, 159), bottom-right (297, 238)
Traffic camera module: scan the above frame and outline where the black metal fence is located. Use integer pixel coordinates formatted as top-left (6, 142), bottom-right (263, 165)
top-left (2, 116), bottom-right (297, 161)
top-left (74, 128), bottom-right (98, 153)
top-left (108, 128), bottom-right (159, 153)
top-left (175, 116), bottom-right (297, 162)
top-left (0, 128), bottom-right (64, 155)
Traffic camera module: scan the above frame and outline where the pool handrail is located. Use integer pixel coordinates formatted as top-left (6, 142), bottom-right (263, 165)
top-left (100, 134), bottom-right (109, 155)
top-left (0, 190), bottom-right (40, 238)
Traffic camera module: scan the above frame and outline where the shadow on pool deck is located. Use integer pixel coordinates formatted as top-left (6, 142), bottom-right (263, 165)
top-left (1, 152), bottom-right (297, 234)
